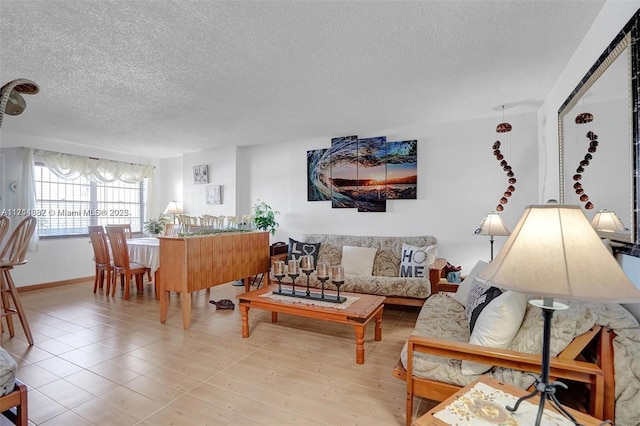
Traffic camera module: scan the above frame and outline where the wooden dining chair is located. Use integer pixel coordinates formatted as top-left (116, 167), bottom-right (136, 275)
top-left (107, 223), bottom-right (132, 239)
top-left (199, 215), bottom-right (214, 229)
top-left (106, 225), bottom-right (150, 300)
top-left (164, 223), bottom-right (179, 236)
top-left (0, 216), bottom-right (10, 248)
top-left (88, 225), bottom-right (113, 294)
top-left (0, 216), bottom-right (37, 345)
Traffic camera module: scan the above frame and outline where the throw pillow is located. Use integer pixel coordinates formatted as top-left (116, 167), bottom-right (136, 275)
top-left (461, 290), bottom-right (529, 375)
top-left (341, 246), bottom-right (378, 276)
top-left (287, 238), bottom-right (321, 265)
top-left (465, 281), bottom-right (502, 332)
top-left (453, 260), bottom-right (489, 307)
top-left (399, 243), bottom-right (437, 278)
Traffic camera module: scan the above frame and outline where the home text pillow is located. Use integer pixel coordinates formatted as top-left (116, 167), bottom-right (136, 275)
top-left (465, 281), bottom-right (502, 332)
top-left (341, 246), bottom-right (377, 276)
top-left (452, 260), bottom-right (489, 307)
top-left (288, 238), bottom-right (321, 265)
top-left (461, 290), bottom-right (529, 375)
top-left (399, 243), bottom-right (437, 278)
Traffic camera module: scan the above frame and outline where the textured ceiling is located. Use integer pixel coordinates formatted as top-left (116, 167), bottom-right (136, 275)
top-left (0, 1), bottom-right (606, 159)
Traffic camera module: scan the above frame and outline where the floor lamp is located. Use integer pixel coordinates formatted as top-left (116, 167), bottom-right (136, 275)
top-left (474, 211), bottom-right (511, 261)
top-left (478, 205), bottom-right (640, 425)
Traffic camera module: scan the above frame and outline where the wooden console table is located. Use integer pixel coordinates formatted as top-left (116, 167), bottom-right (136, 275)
top-left (157, 231), bottom-right (270, 329)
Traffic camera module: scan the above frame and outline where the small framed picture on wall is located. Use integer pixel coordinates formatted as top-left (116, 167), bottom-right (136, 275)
top-left (206, 185), bottom-right (222, 205)
top-left (193, 165), bottom-right (209, 184)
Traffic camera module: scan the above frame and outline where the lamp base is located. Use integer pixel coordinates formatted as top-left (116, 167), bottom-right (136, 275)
top-left (508, 299), bottom-right (578, 426)
top-left (506, 375), bottom-right (579, 425)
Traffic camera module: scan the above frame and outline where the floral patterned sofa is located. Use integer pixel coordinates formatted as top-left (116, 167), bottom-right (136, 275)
top-left (394, 263), bottom-right (640, 426)
top-left (280, 234), bottom-right (447, 306)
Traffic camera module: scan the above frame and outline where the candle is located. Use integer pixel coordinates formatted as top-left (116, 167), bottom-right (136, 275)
top-left (331, 265), bottom-right (344, 282)
top-left (300, 255), bottom-right (314, 272)
top-left (316, 262), bottom-right (329, 279)
top-left (288, 259), bottom-right (299, 275)
top-left (273, 261), bottom-right (285, 276)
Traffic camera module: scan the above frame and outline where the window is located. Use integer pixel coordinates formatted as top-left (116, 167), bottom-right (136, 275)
top-left (34, 163), bottom-right (146, 237)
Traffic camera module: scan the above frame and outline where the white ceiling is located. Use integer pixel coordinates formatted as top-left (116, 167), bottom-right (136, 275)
top-left (0, 0), bottom-right (606, 159)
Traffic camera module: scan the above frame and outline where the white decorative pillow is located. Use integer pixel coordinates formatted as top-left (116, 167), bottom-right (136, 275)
top-left (461, 290), bottom-right (529, 375)
top-left (341, 246), bottom-right (378, 276)
top-left (399, 243), bottom-right (437, 278)
top-left (452, 260), bottom-right (489, 307)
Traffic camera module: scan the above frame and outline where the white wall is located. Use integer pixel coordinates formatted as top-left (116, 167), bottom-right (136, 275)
top-left (155, 155), bottom-right (183, 218)
top-left (236, 112), bottom-right (538, 273)
top-left (181, 147), bottom-right (238, 216)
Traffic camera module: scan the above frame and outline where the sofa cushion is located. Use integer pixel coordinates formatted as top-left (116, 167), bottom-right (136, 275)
top-left (342, 246), bottom-right (377, 276)
top-left (452, 260), bottom-right (489, 307)
top-left (399, 243), bottom-right (437, 278)
top-left (461, 290), bottom-right (528, 375)
top-left (288, 238), bottom-right (321, 265)
top-left (0, 347), bottom-right (17, 396)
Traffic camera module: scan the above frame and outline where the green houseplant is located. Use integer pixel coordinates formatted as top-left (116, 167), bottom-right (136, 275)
top-left (253, 200), bottom-right (280, 235)
top-left (143, 215), bottom-right (170, 236)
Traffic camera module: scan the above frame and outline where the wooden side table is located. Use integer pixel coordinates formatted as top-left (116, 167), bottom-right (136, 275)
top-left (413, 376), bottom-right (603, 426)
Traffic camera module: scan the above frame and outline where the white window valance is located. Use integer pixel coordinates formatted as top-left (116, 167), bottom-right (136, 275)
top-left (36, 150), bottom-right (154, 183)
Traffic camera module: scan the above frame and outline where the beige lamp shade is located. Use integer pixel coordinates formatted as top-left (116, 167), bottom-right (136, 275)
top-left (163, 200), bottom-right (183, 215)
top-left (475, 211), bottom-right (511, 236)
top-left (478, 205), bottom-right (640, 303)
top-left (591, 209), bottom-right (625, 232)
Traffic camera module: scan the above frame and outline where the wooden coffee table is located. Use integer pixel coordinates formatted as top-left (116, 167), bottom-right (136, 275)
top-left (237, 285), bottom-right (385, 364)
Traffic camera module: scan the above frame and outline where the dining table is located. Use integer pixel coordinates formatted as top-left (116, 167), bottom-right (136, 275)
top-left (127, 236), bottom-right (160, 276)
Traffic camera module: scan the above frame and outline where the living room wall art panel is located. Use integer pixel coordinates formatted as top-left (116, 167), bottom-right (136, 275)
top-left (330, 135), bottom-right (359, 208)
top-left (307, 148), bottom-right (331, 201)
top-left (356, 136), bottom-right (387, 212)
top-left (386, 140), bottom-right (417, 199)
top-left (311, 135), bottom-right (418, 212)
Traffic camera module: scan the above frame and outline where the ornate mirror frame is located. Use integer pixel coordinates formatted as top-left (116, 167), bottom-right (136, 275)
top-left (558, 9), bottom-right (639, 249)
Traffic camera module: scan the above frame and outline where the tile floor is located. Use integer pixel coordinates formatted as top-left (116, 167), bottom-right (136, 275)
top-left (1, 280), bottom-right (434, 425)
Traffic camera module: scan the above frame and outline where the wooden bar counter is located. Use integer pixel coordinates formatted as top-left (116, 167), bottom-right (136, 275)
top-left (157, 231), bottom-right (270, 329)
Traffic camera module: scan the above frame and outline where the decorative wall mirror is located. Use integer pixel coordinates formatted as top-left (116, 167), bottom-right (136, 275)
top-left (558, 9), bottom-right (639, 247)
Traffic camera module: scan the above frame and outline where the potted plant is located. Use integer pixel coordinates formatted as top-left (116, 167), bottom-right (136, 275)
top-left (253, 200), bottom-right (280, 235)
top-left (143, 215), bottom-right (170, 236)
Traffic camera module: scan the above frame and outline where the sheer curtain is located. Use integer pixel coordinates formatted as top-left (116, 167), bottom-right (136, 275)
top-left (37, 150), bottom-right (156, 222)
top-left (18, 148), bottom-right (38, 251)
top-left (37, 151), bottom-right (154, 183)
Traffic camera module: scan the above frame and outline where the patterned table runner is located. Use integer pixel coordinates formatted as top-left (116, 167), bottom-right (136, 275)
top-left (433, 380), bottom-right (575, 425)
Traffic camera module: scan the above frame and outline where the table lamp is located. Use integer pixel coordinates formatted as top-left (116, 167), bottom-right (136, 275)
top-left (474, 211), bottom-right (511, 261)
top-left (163, 200), bottom-right (183, 224)
top-left (478, 204), bottom-right (640, 425)
top-left (591, 209), bottom-right (625, 233)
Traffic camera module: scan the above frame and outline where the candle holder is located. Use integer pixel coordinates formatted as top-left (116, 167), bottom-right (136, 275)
top-left (316, 262), bottom-right (330, 299)
top-left (332, 279), bottom-right (345, 302)
top-left (329, 265), bottom-right (346, 303)
top-left (272, 260), bottom-right (286, 293)
top-left (300, 255), bottom-right (315, 297)
top-left (288, 259), bottom-right (300, 296)
top-left (272, 262), bottom-right (345, 304)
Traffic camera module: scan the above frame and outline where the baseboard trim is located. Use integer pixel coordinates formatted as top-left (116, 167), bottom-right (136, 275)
top-left (17, 276), bottom-right (93, 293)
